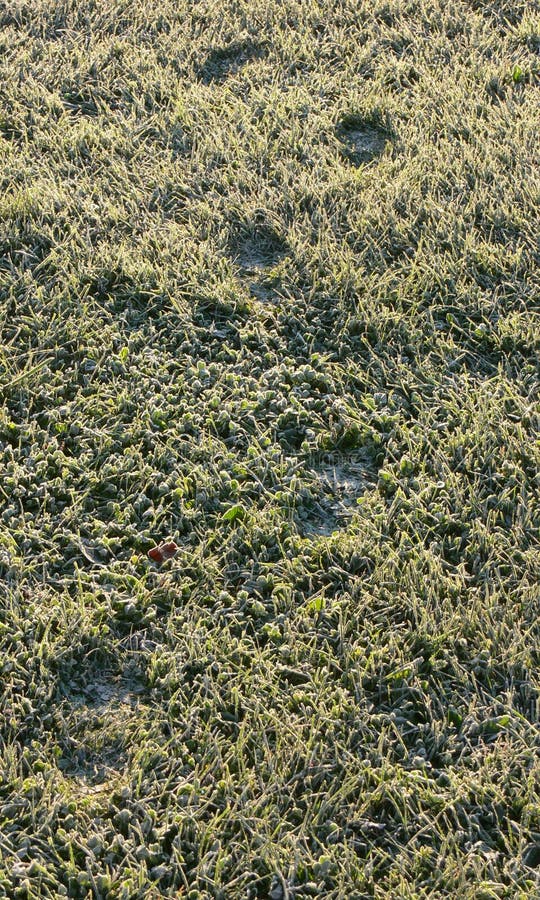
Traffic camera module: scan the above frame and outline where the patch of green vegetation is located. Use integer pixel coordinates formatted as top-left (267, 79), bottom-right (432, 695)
top-left (1, 0), bottom-right (539, 897)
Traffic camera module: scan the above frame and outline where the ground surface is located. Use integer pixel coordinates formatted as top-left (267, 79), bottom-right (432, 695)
top-left (0, 1), bottom-right (539, 897)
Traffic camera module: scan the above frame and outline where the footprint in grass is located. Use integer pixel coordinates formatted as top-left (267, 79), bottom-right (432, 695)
top-left (233, 231), bottom-right (287, 274)
top-left (57, 664), bottom-right (146, 788)
top-left (197, 40), bottom-right (266, 85)
top-left (338, 116), bottom-right (389, 166)
top-left (298, 451), bottom-right (378, 537)
top-left (231, 226), bottom-right (288, 304)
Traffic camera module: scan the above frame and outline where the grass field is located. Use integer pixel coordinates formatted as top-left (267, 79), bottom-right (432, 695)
top-left (1, 0), bottom-right (539, 897)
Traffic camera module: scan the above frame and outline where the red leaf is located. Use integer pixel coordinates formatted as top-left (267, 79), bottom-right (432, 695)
top-left (148, 546), bottom-right (164, 562)
top-left (148, 540), bottom-right (179, 563)
top-left (160, 541), bottom-right (179, 560)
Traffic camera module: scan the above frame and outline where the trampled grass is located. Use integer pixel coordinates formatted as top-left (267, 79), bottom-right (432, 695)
top-left (0, 0), bottom-right (539, 897)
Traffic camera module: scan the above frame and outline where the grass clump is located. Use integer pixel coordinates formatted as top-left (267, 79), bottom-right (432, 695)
top-left (0, 0), bottom-right (539, 897)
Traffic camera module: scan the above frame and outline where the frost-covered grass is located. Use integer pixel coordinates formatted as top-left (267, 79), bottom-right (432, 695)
top-left (0, 1), bottom-right (539, 897)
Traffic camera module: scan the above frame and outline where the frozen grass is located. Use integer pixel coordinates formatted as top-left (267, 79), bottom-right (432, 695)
top-left (0, 0), bottom-right (539, 897)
